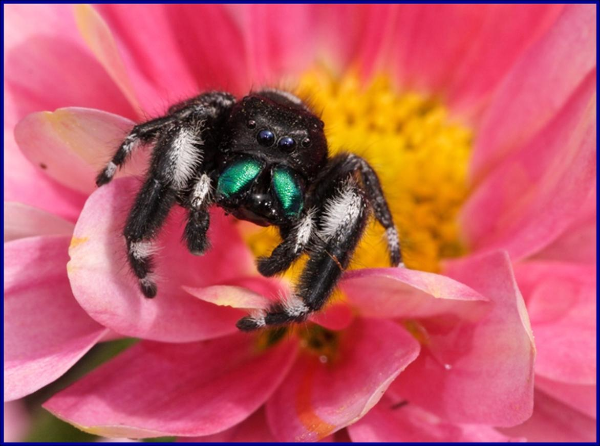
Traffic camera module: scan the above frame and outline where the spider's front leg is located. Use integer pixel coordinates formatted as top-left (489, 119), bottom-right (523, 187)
top-left (237, 175), bottom-right (370, 331)
top-left (184, 173), bottom-right (213, 255)
top-left (97, 91), bottom-right (236, 297)
top-left (96, 115), bottom-right (175, 186)
top-left (123, 124), bottom-right (200, 297)
top-left (256, 210), bottom-right (316, 277)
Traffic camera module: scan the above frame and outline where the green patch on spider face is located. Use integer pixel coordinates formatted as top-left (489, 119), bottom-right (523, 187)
top-left (272, 167), bottom-right (303, 217)
top-left (217, 159), bottom-right (263, 198)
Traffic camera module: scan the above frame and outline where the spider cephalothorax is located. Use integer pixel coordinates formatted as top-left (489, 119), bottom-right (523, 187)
top-left (96, 89), bottom-right (402, 331)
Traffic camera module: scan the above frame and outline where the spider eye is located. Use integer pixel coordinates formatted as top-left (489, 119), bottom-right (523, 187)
top-left (257, 129), bottom-right (275, 146)
top-left (278, 136), bottom-right (296, 153)
top-left (302, 138), bottom-right (311, 148)
top-left (247, 120), bottom-right (256, 129)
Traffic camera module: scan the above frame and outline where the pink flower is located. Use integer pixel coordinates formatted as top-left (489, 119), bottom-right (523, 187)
top-left (4, 402), bottom-right (29, 442)
top-left (5, 4), bottom-right (595, 442)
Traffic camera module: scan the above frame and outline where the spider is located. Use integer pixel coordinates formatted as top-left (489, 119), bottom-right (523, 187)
top-left (96, 89), bottom-right (402, 331)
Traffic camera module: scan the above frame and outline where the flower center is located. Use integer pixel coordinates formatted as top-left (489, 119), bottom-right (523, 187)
top-left (255, 325), bottom-right (340, 364)
top-left (243, 68), bottom-right (473, 273)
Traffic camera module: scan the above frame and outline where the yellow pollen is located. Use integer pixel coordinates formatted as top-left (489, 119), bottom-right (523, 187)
top-left (242, 68), bottom-right (472, 275)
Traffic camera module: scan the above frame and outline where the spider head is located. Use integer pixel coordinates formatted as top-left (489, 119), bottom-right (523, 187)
top-left (215, 91), bottom-right (328, 226)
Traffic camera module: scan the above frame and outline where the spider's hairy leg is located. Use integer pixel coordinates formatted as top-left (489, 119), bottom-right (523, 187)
top-left (124, 116), bottom-right (207, 297)
top-left (257, 210), bottom-right (316, 276)
top-left (327, 152), bottom-right (402, 266)
top-left (96, 91), bottom-right (236, 187)
top-left (184, 174), bottom-right (212, 255)
top-left (96, 116), bottom-right (174, 187)
top-left (123, 129), bottom-right (183, 297)
top-left (237, 179), bottom-right (368, 331)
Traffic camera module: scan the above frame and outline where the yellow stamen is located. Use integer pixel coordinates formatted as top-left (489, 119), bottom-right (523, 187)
top-left (243, 67), bottom-right (472, 274)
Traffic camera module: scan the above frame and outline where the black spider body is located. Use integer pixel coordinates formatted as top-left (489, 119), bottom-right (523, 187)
top-left (96, 89), bottom-right (402, 331)
top-left (214, 92), bottom-right (328, 227)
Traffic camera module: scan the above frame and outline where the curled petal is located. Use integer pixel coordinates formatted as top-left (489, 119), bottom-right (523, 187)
top-left (185, 285), bottom-right (275, 311)
top-left (461, 69), bottom-right (596, 262)
top-left (348, 395), bottom-right (522, 442)
top-left (14, 108), bottom-right (143, 195)
top-left (44, 334), bottom-right (298, 438)
top-left (5, 131), bottom-right (86, 222)
top-left (341, 267), bottom-right (488, 320)
top-left (266, 318), bottom-right (420, 441)
top-left (4, 202), bottom-right (74, 242)
top-left (514, 262), bottom-right (596, 385)
top-left (393, 251), bottom-right (536, 426)
top-left (5, 236), bottom-right (108, 401)
top-left (68, 178), bottom-right (256, 342)
top-left (472, 4), bottom-right (597, 181)
top-left (187, 279), bottom-right (354, 331)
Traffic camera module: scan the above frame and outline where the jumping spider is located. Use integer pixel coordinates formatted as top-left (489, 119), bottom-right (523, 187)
top-left (96, 89), bottom-right (402, 331)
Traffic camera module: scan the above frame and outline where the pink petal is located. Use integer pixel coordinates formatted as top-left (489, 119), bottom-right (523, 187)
top-left (226, 5), bottom-right (315, 86)
top-left (44, 334), bottom-right (298, 438)
top-left (472, 4), bottom-right (597, 181)
top-left (308, 301), bottom-right (354, 331)
top-left (535, 376), bottom-right (596, 419)
top-left (4, 401), bottom-right (30, 442)
top-left (354, 5), bottom-right (407, 82)
top-left (188, 280), bottom-right (355, 332)
top-left (441, 4), bottom-right (564, 114)
top-left (460, 69), bottom-right (596, 262)
top-left (68, 178), bottom-right (256, 342)
top-left (185, 284), bottom-right (276, 311)
top-left (310, 5), bottom-right (373, 73)
top-left (5, 236), bottom-right (108, 401)
top-left (533, 185), bottom-right (597, 264)
top-left (266, 318), bottom-right (420, 441)
top-left (4, 5), bottom-right (136, 128)
top-left (92, 4), bottom-right (199, 111)
top-left (73, 5), bottom-right (140, 113)
top-left (14, 108), bottom-right (145, 195)
top-left (514, 262), bottom-right (596, 384)
top-left (4, 202), bottom-right (74, 242)
top-left (179, 408), bottom-right (276, 442)
top-left (498, 390), bottom-right (596, 442)
top-left (357, 5), bottom-right (563, 113)
top-left (348, 395), bottom-right (520, 442)
top-left (5, 130), bottom-right (87, 222)
top-left (341, 267), bottom-right (488, 320)
top-left (393, 251), bottom-right (536, 426)
top-left (94, 4), bottom-right (250, 111)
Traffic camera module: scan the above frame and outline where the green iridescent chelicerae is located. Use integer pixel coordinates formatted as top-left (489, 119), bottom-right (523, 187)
top-left (272, 167), bottom-right (303, 217)
top-left (217, 159), bottom-right (263, 198)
